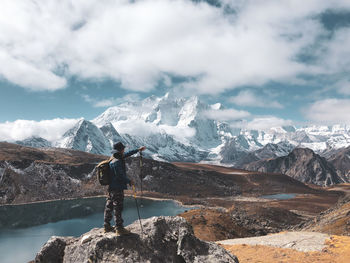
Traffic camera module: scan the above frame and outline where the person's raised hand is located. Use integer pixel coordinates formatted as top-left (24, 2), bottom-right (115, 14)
top-left (139, 146), bottom-right (146, 152)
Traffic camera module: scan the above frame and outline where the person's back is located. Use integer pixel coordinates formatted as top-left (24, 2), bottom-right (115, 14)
top-left (109, 156), bottom-right (129, 191)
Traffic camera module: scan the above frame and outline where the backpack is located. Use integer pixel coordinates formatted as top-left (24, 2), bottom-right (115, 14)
top-left (96, 157), bottom-right (114, 185)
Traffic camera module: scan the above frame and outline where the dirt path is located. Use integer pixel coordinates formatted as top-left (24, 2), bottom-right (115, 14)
top-left (218, 233), bottom-right (350, 263)
top-left (218, 232), bottom-right (329, 252)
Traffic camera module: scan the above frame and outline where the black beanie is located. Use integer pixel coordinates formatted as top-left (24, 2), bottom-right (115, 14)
top-left (113, 142), bottom-right (125, 152)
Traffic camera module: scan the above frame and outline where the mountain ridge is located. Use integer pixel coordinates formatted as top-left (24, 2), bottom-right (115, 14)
top-left (7, 93), bottom-right (350, 179)
top-left (244, 147), bottom-right (346, 186)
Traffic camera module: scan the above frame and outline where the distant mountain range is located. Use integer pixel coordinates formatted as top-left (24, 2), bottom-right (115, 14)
top-left (243, 147), bottom-right (347, 186)
top-left (8, 93), bottom-right (350, 185)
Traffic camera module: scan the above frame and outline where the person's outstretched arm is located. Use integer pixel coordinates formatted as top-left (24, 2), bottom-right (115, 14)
top-left (123, 146), bottom-right (146, 158)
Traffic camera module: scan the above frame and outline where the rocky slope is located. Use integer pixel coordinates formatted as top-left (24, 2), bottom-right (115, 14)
top-left (244, 147), bottom-right (347, 186)
top-left (326, 146), bottom-right (350, 181)
top-left (0, 142), bottom-right (106, 204)
top-left (180, 206), bottom-right (303, 241)
top-left (34, 216), bottom-right (238, 263)
top-left (136, 161), bottom-right (317, 203)
top-left (300, 189), bottom-right (350, 236)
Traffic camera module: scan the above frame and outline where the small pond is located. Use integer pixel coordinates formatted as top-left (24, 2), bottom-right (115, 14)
top-left (260, 193), bottom-right (297, 200)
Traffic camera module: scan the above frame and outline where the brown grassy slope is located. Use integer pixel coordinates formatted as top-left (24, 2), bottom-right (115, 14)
top-left (171, 162), bottom-right (318, 196)
top-left (301, 188), bottom-right (350, 236)
top-left (222, 235), bottom-right (350, 263)
top-left (180, 208), bottom-right (253, 241)
top-left (180, 205), bottom-right (304, 242)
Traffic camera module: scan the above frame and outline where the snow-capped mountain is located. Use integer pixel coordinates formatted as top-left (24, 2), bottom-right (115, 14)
top-left (8, 93), bottom-right (350, 167)
top-left (91, 93), bottom-right (349, 160)
top-left (55, 119), bottom-right (111, 155)
top-left (92, 93), bottom-right (222, 149)
top-left (16, 137), bottom-right (52, 148)
top-left (99, 121), bottom-right (207, 162)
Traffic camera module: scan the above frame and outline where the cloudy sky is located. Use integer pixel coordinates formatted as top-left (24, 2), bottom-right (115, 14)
top-left (1, 0), bottom-right (350, 134)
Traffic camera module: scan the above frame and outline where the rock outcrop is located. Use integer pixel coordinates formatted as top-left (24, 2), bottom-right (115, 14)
top-left (35, 216), bottom-right (239, 263)
top-left (244, 147), bottom-right (346, 186)
top-left (327, 146), bottom-right (350, 181)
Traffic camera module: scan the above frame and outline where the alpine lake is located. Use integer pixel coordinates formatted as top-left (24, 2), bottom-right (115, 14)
top-left (0, 196), bottom-right (193, 263)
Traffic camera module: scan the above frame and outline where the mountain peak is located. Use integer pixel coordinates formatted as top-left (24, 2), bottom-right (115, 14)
top-left (292, 147), bottom-right (317, 156)
top-left (57, 119), bottom-right (111, 155)
top-left (245, 146), bottom-right (344, 186)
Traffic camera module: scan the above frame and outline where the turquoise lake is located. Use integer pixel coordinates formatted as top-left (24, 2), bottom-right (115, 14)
top-left (0, 197), bottom-right (191, 263)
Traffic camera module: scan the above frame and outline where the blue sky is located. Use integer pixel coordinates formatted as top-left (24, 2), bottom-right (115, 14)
top-left (1, 0), bottom-right (350, 129)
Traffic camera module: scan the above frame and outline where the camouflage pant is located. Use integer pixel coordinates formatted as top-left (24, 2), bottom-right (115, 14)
top-left (104, 190), bottom-right (124, 228)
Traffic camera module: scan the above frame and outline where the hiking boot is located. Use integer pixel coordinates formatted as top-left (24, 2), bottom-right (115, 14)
top-left (116, 227), bottom-right (132, 236)
top-left (104, 223), bottom-right (115, 233)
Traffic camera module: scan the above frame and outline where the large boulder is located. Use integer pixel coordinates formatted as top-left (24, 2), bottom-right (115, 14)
top-left (35, 216), bottom-right (239, 263)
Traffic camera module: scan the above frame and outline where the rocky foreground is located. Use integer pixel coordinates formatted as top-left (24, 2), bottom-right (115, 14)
top-left (34, 216), bottom-right (238, 263)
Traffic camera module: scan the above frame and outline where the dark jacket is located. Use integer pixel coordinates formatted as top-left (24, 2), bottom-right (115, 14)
top-left (108, 149), bottom-right (139, 191)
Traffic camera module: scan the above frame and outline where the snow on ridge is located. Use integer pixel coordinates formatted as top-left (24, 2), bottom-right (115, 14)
top-left (8, 93), bottom-right (350, 163)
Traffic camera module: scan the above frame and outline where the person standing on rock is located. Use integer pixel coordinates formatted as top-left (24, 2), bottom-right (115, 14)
top-left (104, 142), bottom-right (146, 235)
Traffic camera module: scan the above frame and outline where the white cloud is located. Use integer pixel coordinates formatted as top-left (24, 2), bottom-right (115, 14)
top-left (204, 108), bottom-right (250, 121)
top-left (82, 93), bottom-right (141, 108)
top-left (158, 124), bottom-right (196, 142)
top-left (2, 0), bottom-right (350, 93)
top-left (113, 120), bottom-right (158, 137)
top-left (331, 79), bottom-right (350, 95)
top-left (0, 118), bottom-right (78, 142)
top-left (233, 116), bottom-right (293, 131)
top-left (304, 99), bottom-right (350, 124)
top-left (319, 28), bottom-right (350, 75)
top-left (229, 90), bottom-right (283, 108)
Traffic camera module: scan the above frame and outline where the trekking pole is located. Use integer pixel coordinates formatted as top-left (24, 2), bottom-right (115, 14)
top-left (139, 151), bottom-right (143, 207)
top-left (132, 184), bottom-right (144, 237)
